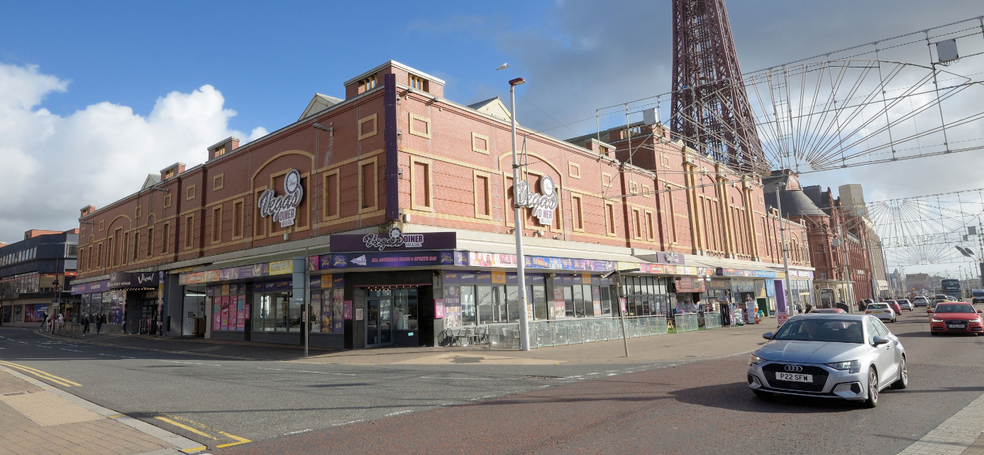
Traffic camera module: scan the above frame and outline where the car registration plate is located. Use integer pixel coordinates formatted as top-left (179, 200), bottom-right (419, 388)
top-left (948, 323), bottom-right (966, 329)
top-left (776, 372), bottom-right (813, 383)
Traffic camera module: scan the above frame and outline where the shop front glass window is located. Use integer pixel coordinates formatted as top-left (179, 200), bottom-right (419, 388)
top-left (531, 285), bottom-right (546, 320)
top-left (460, 286), bottom-right (476, 326)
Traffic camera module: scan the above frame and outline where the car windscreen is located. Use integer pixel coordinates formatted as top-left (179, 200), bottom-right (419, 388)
top-left (774, 319), bottom-right (863, 343)
top-left (868, 304), bottom-right (888, 309)
top-left (936, 304), bottom-right (975, 313)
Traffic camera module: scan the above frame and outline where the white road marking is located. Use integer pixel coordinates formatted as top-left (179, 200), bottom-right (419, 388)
top-left (60, 349), bottom-right (82, 353)
top-left (256, 367), bottom-right (355, 376)
top-left (284, 429), bottom-right (313, 436)
top-left (385, 410), bottom-right (413, 417)
top-left (331, 420), bottom-right (364, 427)
top-left (160, 360), bottom-right (221, 367)
top-left (419, 376), bottom-right (497, 380)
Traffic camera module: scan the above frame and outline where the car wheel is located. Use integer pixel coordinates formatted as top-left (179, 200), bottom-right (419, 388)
top-left (931, 331), bottom-right (939, 336)
top-left (753, 389), bottom-right (772, 400)
top-left (891, 357), bottom-right (908, 389)
top-left (864, 367), bottom-right (879, 408)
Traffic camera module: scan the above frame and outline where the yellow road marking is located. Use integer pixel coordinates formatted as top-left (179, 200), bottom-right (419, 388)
top-left (181, 446), bottom-right (208, 454)
top-left (0, 361), bottom-right (81, 387)
top-left (108, 414), bottom-right (124, 419)
top-left (154, 417), bottom-right (218, 440)
top-left (156, 413), bottom-right (251, 448)
top-left (215, 431), bottom-right (251, 448)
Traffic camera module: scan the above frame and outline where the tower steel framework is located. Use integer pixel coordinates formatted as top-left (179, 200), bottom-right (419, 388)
top-left (670, 0), bottom-right (766, 175)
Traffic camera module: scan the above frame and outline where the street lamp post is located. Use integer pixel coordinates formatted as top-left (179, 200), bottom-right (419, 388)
top-left (509, 77), bottom-right (531, 351)
top-left (775, 182), bottom-right (793, 324)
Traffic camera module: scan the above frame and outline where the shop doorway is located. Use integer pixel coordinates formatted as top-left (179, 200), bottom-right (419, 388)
top-left (366, 290), bottom-right (393, 347)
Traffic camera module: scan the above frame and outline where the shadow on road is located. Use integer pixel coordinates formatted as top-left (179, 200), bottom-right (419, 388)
top-left (668, 381), bottom-right (895, 413)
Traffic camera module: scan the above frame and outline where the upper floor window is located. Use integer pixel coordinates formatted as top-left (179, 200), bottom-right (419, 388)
top-left (360, 74), bottom-right (377, 93)
top-left (409, 75), bottom-right (427, 91)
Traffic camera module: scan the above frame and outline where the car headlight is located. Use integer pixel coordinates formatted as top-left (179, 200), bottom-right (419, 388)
top-left (749, 354), bottom-right (766, 366)
top-left (826, 360), bottom-right (861, 374)
top-left (932, 317), bottom-right (944, 323)
top-left (970, 317), bottom-right (983, 324)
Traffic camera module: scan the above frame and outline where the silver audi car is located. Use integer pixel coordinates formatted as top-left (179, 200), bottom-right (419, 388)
top-left (747, 314), bottom-right (907, 407)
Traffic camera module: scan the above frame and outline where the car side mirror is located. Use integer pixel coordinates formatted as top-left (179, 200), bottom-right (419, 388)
top-left (872, 336), bottom-right (890, 346)
top-left (926, 309), bottom-right (933, 313)
top-left (762, 332), bottom-right (773, 340)
top-left (978, 310), bottom-right (983, 314)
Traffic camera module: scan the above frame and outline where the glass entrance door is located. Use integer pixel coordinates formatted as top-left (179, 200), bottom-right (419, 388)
top-left (366, 290), bottom-right (393, 347)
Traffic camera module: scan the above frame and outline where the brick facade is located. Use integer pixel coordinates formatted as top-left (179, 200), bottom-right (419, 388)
top-left (77, 61), bottom-right (810, 281)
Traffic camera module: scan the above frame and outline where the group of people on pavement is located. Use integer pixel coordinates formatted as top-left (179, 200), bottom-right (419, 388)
top-left (79, 314), bottom-right (106, 335)
top-left (38, 311), bottom-right (107, 335)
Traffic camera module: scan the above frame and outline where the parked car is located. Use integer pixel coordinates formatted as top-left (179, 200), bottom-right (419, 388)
top-left (896, 299), bottom-right (914, 311)
top-left (913, 296), bottom-right (929, 307)
top-left (865, 303), bottom-right (896, 323)
top-left (886, 301), bottom-right (903, 316)
top-left (928, 302), bottom-right (984, 335)
top-left (748, 314), bottom-right (908, 408)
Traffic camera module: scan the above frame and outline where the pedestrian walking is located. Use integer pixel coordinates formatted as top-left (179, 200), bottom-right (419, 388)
top-left (81, 315), bottom-right (90, 335)
top-left (56, 314), bottom-right (64, 333)
top-left (95, 314), bottom-right (103, 334)
top-left (40, 311), bottom-right (48, 327)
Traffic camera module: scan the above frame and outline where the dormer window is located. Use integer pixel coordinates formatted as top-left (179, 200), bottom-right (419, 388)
top-left (360, 74), bottom-right (377, 93)
top-left (213, 146), bottom-right (225, 158)
top-left (164, 169), bottom-right (175, 179)
top-left (409, 75), bottom-right (427, 91)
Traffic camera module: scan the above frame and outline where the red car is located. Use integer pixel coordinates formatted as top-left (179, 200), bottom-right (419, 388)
top-left (885, 301), bottom-right (903, 316)
top-left (929, 302), bottom-right (984, 335)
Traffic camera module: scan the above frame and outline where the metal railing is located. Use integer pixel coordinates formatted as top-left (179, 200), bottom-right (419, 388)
top-left (703, 311), bottom-right (722, 329)
top-left (484, 315), bottom-right (669, 350)
top-left (673, 313), bottom-right (700, 333)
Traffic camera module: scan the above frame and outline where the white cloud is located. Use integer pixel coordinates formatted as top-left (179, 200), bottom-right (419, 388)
top-left (0, 62), bottom-right (264, 243)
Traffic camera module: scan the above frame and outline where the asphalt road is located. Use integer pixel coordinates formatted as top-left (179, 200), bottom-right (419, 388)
top-left (2, 307), bottom-right (982, 454)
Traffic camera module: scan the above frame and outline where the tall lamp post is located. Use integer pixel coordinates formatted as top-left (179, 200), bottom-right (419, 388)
top-left (509, 77), bottom-right (531, 351)
top-left (775, 182), bottom-right (793, 324)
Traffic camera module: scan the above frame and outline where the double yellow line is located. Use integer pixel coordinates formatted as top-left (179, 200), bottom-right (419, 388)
top-left (0, 360), bottom-right (81, 387)
top-left (154, 413), bottom-right (251, 449)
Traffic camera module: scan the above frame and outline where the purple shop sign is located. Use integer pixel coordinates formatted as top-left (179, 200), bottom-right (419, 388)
top-left (320, 251), bottom-right (456, 269)
top-left (330, 229), bottom-right (456, 252)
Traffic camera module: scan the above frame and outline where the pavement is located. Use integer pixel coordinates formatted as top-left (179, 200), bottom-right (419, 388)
top-left (0, 364), bottom-right (204, 455)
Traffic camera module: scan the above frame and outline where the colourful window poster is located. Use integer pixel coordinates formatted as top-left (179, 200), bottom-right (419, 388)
top-left (319, 290), bottom-right (331, 333)
top-left (332, 291), bottom-right (344, 333)
top-left (343, 300), bottom-right (352, 320)
top-left (220, 296), bottom-right (230, 331)
top-left (228, 296), bottom-right (238, 330)
top-left (435, 299), bottom-right (445, 319)
top-left (212, 302), bottom-right (220, 331)
top-left (236, 296), bottom-right (245, 331)
top-left (311, 291), bottom-right (323, 333)
top-left (553, 286), bottom-right (566, 318)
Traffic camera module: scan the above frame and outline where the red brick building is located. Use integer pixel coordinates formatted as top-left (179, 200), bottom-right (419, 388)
top-left (764, 171), bottom-right (874, 307)
top-left (73, 61), bottom-right (812, 349)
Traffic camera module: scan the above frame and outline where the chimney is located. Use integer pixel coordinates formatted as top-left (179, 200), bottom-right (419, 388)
top-left (208, 136), bottom-right (240, 161)
top-left (161, 162), bottom-right (186, 181)
top-left (80, 205), bottom-right (96, 218)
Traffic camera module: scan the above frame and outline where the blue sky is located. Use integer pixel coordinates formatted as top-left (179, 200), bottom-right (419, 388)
top-left (1, 0), bottom-right (982, 276)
